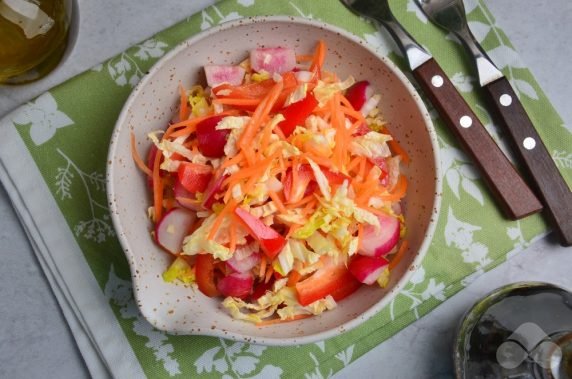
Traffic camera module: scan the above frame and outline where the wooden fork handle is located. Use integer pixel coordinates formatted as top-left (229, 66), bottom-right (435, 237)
top-left (484, 77), bottom-right (572, 246)
top-left (413, 59), bottom-right (543, 220)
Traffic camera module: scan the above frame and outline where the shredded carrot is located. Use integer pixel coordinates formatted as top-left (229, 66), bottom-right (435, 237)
top-left (296, 54), bottom-right (314, 63)
top-left (221, 151), bottom-right (245, 169)
top-left (178, 83), bottom-right (190, 121)
top-left (355, 185), bottom-right (380, 207)
top-left (229, 218), bottom-right (237, 253)
top-left (290, 156), bottom-right (300, 197)
top-left (357, 224), bottom-right (364, 250)
top-left (340, 105), bottom-right (366, 123)
top-left (286, 194), bottom-right (315, 209)
top-left (238, 79), bottom-right (284, 149)
top-left (268, 191), bottom-right (287, 214)
top-left (167, 110), bottom-right (239, 138)
top-left (255, 314), bottom-right (311, 327)
top-left (152, 146), bottom-right (164, 221)
top-left (389, 239), bottom-right (409, 270)
top-left (358, 156), bottom-right (367, 181)
top-left (309, 40), bottom-right (326, 75)
top-left (330, 92), bottom-right (349, 171)
top-left (287, 270), bottom-right (302, 287)
top-left (381, 175), bottom-right (408, 202)
top-left (243, 174), bottom-right (259, 196)
top-left (260, 115), bottom-right (277, 149)
top-left (226, 150), bottom-right (281, 196)
top-left (286, 224), bottom-right (301, 239)
top-left (213, 98), bottom-right (261, 106)
top-left (347, 155), bottom-right (364, 174)
top-left (302, 198), bottom-right (318, 215)
top-left (130, 132), bottom-right (152, 177)
top-left (388, 139), bottom-right (411, 165)
top-left (207, 199), bottom-right (237, 240)
top-left (264, 265), bottom-right (274, 283)
top-left (259, 255), bottom-right (267, 279)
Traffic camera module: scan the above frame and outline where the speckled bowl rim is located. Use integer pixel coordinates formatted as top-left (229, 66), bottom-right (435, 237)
top-left (107, 15), bottom-right (442, 345)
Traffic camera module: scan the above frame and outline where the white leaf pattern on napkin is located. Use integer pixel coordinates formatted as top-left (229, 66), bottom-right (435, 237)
top-left (467, 21), bottom-right (491, 42)
top-left (406, 0), bottom-right (427, 23)
top-left (487, 45), bottom-right (526, 69)
top-left (11, 93), bottom-right (74, 146)
top-left (445, 207), bottom-right (492, 269)
top-left (104, 266), bottom-right (182, 376)
top-left (512, 78), bottom-right (539, 100)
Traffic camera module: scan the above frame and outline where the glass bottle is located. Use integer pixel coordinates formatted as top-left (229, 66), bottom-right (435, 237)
top-left (0, 0), bottom-right (71, 84)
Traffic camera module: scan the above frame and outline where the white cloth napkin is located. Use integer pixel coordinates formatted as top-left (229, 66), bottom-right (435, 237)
top-left (0, 120), bottom-right (145, 378)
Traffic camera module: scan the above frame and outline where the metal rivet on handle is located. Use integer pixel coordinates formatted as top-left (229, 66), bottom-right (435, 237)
top-left (500, 94), bottom-right (513, 107)
top-left (431, 75), bottom-right (444, 88)
top-left (523, 137), bottom-right (536, 150)
top-left (460, 115), bottom-right (472, 128)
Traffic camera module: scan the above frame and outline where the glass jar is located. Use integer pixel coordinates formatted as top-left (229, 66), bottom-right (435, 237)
top-left (455, 282), bottom-right (572, 379)
top-left (0, 0), bottom-right (72, 84)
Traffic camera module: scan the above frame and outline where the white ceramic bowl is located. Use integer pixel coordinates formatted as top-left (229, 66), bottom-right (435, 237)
top-left (107, 16), bottom-right (441, 346)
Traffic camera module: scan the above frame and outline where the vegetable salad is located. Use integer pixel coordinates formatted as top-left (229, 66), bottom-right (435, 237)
top-left (132, 41), bottom-right (410, 324)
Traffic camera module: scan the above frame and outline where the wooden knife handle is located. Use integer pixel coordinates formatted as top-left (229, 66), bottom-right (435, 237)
top-left (413, 59), bottom-right (542, 220)
top-left (484, 77), bottom-right (572, 246)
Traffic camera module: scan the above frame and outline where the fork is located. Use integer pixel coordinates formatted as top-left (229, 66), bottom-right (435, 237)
top-left (341, 0), bottom-right (542, 220)
top-left (416, 0), bottom-right (572, 246)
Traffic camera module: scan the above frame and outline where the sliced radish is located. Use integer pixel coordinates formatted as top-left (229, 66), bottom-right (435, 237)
top-left (234, 207), bottom-right (286, 259)
top-left (204, 65), bottom-right (245, 87)
top-left (348, 255), bottom-right (389, 285)
top-left (155, 208), bottom-right (196, 254)
top-left (202, 174), bottom-right (227, 209)
top-left (345, 81), bottom-right (373, 111)
top-left (360, 94), bottom-right (380, 117)
top-left (196, 115), bottom-right (230, 158)
top-left (226, 251), bottom-right (261, 273)
top-left (173, 180), bottom-right (203, 211)
top-left (217, 272), bottom-right (254, 299)
top-left (250, 47), bottom-right (296, 74)
top-left (359, 213), bottom-right (400, 258)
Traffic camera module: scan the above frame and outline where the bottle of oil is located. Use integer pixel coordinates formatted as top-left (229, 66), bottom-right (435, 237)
top-left (0, 0), bottom-right (70, 84)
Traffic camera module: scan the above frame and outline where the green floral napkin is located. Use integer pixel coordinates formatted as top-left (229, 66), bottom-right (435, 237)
top-left (1, 0), bottom-right (571, 377)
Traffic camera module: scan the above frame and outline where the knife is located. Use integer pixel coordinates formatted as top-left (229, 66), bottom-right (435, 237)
top-left (416, 0), bottom-right (572, 246)
top-left (341, 0), bottom-right (542, 220)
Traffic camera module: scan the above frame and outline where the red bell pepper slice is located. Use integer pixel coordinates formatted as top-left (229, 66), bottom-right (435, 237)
top-left (195, 254), bottom-right (221, 297)
top-left (283, 164), bottom-right (314, 203)
top-left (277, 93), bottom-right (318, 137)
top-left (295, 258), bottom-right (361, 306)
top-left (321, 167), bottom-right (350, 185)
top-left (284, 164), bottom-right (349, 202)
top-left (234, 207), bottom-right (286, 259)
top-left (177, 162), bottom-right (212, 193)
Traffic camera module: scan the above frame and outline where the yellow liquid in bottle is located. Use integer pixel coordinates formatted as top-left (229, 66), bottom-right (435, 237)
top-left (0, 0), bottom-right (70, 84)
